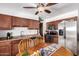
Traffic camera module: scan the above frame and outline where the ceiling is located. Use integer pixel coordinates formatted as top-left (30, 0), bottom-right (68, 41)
top-left (0, 3), bottom-right (73, 20)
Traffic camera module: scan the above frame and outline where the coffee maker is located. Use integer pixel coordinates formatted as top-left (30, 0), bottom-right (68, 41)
top-left (7, 32), bottom-right (12, 39)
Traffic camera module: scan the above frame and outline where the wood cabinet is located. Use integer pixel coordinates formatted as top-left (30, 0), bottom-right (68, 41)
top-left (12, 16), bottom-right (28, 27)
top-left (47, 20), bottom-right (63, 30)
top-left (28, 19), bottom-right (39, 29)
top-left (28, 19), bottom-right (33, 29)
top-left (0, 41), bottom-right (11, 56)
top-left (34, 20), bottom-right (39, 29)
top-left (0, 14), bottom-right (39, 29)
top-left (11, 39), bottom-right (21, 56)
top-left (0, 14), bottom-right (12, 29)
top-left (0, 39), bottom-right (21, 56)
top-left (12, 16), bottom-right (39, 29)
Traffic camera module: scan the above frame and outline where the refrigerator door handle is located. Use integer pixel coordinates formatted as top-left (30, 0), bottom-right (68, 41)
top-left (64, 27), bottom-right (66, 39)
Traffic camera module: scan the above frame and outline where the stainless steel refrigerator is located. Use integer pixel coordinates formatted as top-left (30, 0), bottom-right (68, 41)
top-left (58, 18), bottom-right (77, 55)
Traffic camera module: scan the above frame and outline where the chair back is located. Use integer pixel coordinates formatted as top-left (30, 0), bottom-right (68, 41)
top-left (18, 39), bottom-right (27, 54)
top-left (17, 37), bottom-right (44, 55)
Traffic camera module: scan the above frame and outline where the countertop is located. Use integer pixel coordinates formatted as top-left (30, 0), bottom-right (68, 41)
top-left (0, 34), bottom-right (41, 42)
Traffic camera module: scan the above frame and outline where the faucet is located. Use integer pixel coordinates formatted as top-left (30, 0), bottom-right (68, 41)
top-left (20, 31), bottom-right (24, 37)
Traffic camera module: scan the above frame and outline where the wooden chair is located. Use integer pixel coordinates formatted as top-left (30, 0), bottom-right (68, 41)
top-left (33, 37), bottom-right (44, 46)
top-left (16, 38), bottom-right (35, 56)
top-left (16, 39), bottom-right (28, 56)
top-left (16, 37), bottom-right (44, 56)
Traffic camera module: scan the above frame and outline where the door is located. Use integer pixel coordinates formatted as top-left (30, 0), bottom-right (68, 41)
top-left (65, 20), bottom-right (77, 55)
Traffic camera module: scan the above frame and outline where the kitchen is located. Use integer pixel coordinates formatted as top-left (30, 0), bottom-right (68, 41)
top-left (0, 3), bottom-right (78, 56)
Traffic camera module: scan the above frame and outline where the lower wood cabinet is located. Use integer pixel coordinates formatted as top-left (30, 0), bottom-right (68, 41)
top-left (0, 41), bottom-right (11, 56)
top-left (11, 39), bottom-right (21, 56)
top-left (0, 39), bottom-right (21, 56)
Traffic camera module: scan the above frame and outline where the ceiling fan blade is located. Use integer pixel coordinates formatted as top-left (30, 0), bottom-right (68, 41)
top-left (44, 9), bottom-right (51, 13)
top-left (35, 11), bottom-right (39, 15)
top-left (23, 7), bottom-right (36, 9)
top-left (46, 3), bottom-right (57, 6)
top-left (41, 3), bottom-right (45, 6)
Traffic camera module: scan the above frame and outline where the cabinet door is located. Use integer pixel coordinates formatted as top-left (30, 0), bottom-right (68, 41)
top-left (0, 41), bottom-right (11, 56)
top-left (28, 20), bottom-right (39, 29)
top-left (11, 40), bottom-right (21, 56)
top-left (0, 14), bottom-right (12, 29)
top-left (34, 20), bottom-right (39, 29)
top-left (12, 17), bottom-right (22, 27)
top-left (24, 19), bottom-right (29, 27)
top-left (20, 18), bottom-right (28, 27)
top-left (28, 19), bottom-right (33, 29)
top-left (12, 17), bottom-right (28, 27)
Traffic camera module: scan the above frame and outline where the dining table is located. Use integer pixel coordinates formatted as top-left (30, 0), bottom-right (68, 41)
top-left (27, 43), bottom-right (73, 56)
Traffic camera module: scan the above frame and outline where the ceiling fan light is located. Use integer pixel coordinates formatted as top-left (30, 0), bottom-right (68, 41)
top-left (38, 7), bottom-right (44, 12)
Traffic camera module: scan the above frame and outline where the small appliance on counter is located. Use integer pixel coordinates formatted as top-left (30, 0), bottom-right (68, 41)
top-left (7, 32), bottom-right (13, 39)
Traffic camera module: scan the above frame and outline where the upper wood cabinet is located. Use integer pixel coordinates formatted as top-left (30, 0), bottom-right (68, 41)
top-left (0, 14), bottom-right (12, 29)
top-left (47, 20), bottom-right (63, 30)
top-left (28, 19), bottom-right (39, 29)
top-left (0, 14), bottom-right (39, 29)
top-left (28, 19), bottom-right (34, 29)
top-left (12, 16), bottom-right (39, 29)
top-left (12, 16), bottom-right (28, 27)
top-left (34, 20), bottom-right (40, 29)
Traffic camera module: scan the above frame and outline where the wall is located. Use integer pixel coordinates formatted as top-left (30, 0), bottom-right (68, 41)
top-left (0, 27), bottom-right (38, 37)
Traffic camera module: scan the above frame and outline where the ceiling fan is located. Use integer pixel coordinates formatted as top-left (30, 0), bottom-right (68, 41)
top-left (23, 3), bottom-right (57, 15)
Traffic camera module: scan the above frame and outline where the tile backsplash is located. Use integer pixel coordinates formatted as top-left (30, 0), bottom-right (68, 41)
top-left (0, 27), bottom-right (39, 37)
